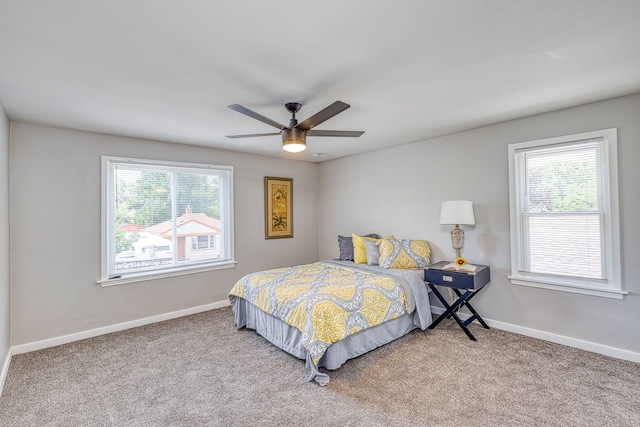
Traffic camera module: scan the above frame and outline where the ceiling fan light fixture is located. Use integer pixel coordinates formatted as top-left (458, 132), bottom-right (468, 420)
top-left (282, 140), bottom-right (306, 153)
top-left (282, 128), bottom-right (307, 153)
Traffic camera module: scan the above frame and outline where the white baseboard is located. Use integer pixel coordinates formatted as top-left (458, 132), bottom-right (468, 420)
top-left (1, 346), bottom-right (12, 397)
top-left (11, 299), bottom-right (231, 355)
top-left (430, 306), bottom-right (640, 364)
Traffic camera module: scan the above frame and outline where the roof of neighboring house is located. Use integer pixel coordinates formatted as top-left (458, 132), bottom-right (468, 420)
top-left (143, 207), bottom-right (220, 238)
top-left (119, 223), bottom-right (144, 233)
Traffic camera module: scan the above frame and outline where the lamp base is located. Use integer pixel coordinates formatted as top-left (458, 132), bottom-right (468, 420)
top-left (450, 224), bottom-right (465, 259)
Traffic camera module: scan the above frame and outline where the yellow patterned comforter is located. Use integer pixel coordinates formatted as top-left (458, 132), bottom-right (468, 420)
top-left (228, 261), bottom-right (413, 366)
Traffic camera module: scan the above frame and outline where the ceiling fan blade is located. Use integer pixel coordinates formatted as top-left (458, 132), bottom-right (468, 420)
top-left (226, 132), bottom-right (281, 139)
top-left (296, 101), bottom-right (350, 131)
top-left (307, 130), bottom-right (364, 137)
top-left (228, 104), bottom-right (286, 130)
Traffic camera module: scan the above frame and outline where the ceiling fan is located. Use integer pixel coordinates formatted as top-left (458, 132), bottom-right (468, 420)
top-left (226, 101), bottom-right (364, 153)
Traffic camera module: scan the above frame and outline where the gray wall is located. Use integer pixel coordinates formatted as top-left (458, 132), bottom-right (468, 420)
top-left (9, 123), bottom-right (319, 345)
top-left (0, 102), bottom-right (9, 374)
top-left (318, 93), bottom-right (640, 354)
top-left (6, 94), bottom-right (640, 356)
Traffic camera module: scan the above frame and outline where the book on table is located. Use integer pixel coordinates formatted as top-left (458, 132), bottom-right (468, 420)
top-left (442, 263), bottom-right (477, 273)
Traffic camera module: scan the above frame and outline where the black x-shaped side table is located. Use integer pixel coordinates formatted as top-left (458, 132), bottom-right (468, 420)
top-left (425, 261), bottom-right (491, 341)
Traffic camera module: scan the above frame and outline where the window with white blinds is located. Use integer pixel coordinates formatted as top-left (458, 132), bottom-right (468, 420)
top-left (507, 129), bottom-right (623, 299)
top-left (100, 157), bottom-right (235, 286)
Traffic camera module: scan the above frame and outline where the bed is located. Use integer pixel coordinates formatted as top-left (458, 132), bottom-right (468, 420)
top-left (228, 257), bottom-right (433, 385)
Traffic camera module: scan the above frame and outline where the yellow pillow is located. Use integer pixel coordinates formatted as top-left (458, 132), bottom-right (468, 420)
top-left (379, 239), bottom-right (431, 269)
top-left (352, 233), bottom-right (394, 264)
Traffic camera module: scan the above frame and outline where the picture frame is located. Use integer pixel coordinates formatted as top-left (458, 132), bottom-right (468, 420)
top-left (264, 176), bottom-right (293, 239)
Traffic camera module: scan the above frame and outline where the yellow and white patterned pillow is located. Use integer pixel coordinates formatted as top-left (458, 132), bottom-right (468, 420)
top-left (379, 239), bottom-right (431, 269)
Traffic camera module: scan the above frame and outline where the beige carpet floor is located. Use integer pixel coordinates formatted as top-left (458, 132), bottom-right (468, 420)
top-left (1, 307), bottom-right (639, 426)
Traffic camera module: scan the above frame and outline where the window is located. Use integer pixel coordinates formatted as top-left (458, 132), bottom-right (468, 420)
top-left (100, 157), bottom-right (234, 285)
top-left (508, 129), bottom-right (623, 299)
top-left (193, 235), bottom-right (216, 250)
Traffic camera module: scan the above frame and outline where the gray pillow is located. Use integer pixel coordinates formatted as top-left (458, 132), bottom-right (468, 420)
top-left (363, 239), bottom-right (380, 265)
top-left (338, 235), bottom-right (354, 260)
top-left (338, 233), bottom-right (380, 261)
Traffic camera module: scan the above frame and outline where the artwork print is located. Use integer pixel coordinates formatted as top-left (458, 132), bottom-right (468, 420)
top-left (264, 177), bottom-right (293, 239)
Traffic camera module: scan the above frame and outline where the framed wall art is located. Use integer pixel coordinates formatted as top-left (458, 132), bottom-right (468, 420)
top-left (264, 176), bottom-right (293, 239)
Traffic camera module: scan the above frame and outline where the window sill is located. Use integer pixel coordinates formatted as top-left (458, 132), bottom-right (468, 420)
top-left (98, 261), bottom-right (237, 287)
top-left (509, 274), bottom-right (626, 300)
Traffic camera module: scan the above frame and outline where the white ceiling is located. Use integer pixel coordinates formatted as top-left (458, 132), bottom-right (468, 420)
top-left (1, 1), bottom-right (639, 162)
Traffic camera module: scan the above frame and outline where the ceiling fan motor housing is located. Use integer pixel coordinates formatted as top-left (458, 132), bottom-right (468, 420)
top-left (282, 127), bottom-right (306, 142)
top-left (282, 127), bottom-right (307, 152)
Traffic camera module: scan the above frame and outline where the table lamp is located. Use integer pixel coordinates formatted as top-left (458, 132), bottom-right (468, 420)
top-left (440, 200), bottom-right (475, 259)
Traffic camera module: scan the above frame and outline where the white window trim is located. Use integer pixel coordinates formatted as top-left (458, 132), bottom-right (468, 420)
top-left (507, 128), bottom-right (625, 299)
top-left (97, 262), bottom-right (236, 287)
top-left (99, 156), bottom-right (236, 287)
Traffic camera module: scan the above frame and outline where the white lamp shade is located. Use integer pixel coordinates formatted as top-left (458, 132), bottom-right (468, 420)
top-left (440, 200), bottom-right (475, 225)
